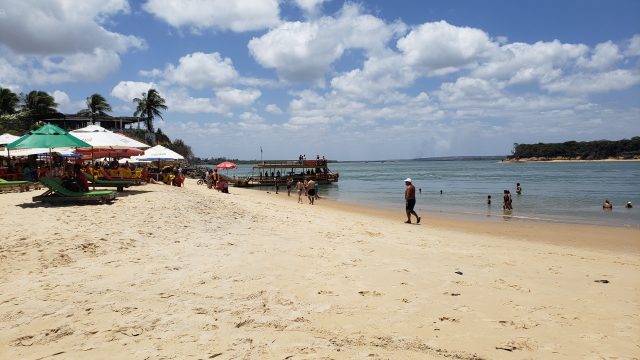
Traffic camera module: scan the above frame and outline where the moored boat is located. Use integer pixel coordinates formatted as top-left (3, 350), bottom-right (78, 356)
top-left (237, 159), bottom-right (338, 187)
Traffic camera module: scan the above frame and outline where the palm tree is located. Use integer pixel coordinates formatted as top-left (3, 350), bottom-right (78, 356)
top-left (0, 87), bottom-right (20, 115)
top-left (133, 89), bottom-right (167, 132)
top-left (78, 93), bottom-right (112, 124)
top-left (20, 90), bottom-right (58, 115)
top-left (19, 90), bottom-right (58, 128)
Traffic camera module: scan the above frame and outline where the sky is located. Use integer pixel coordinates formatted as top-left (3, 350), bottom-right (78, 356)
top-left (0, 0), bottom-right (639, 160)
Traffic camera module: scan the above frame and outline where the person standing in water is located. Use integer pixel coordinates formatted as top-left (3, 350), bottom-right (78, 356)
top-left (404, 178), bottom-right (421, 224)
top-left (516, 182), bottom-right (522, 195)
top-left (503, 190), bottom-right (513, 210)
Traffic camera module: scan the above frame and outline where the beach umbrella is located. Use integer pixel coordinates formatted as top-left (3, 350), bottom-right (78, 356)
top-left (70, 125), bottom-right (149, 149)
top-left (6, 124), bottom-right (91, 170)
top-left (74, 147), bottom-right (144, 160)
top-left (0, 133), bottom-right (19, 146)
top-left (135, 145), bottom-right (184, 161)
top-left (216, 161), bottom-right (238, 170)
top-left (133, 145), bottom-right (184, 181)
top-left (7, 124), bottom-right (91, 149)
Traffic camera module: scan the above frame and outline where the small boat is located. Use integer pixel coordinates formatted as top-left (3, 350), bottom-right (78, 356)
top-left (236, 159), bottom-right (339, 187)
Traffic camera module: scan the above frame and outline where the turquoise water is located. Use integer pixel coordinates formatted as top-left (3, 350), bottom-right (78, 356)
top-left (223, 160), bottom-right (640, 227)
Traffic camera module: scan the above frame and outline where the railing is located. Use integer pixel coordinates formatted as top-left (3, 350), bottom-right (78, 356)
top-left (255, 159), bottom-right (329, 167)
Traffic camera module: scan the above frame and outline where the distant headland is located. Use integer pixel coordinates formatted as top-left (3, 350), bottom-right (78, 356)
top-left (505, 137), bottom-right (640, 162)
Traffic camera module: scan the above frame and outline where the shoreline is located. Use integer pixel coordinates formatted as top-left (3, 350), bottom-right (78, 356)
top-left (252, 187), bottom-right (640, 254)
top-left (1, 180), bottom-right (638, 359)
top-left (502, 158), bottom-right (640, 163)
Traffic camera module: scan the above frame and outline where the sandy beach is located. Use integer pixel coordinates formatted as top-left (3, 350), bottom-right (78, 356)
top-left (1, 180), bottom-right (638, 359)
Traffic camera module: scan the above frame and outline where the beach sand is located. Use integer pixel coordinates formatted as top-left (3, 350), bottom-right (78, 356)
top-left (1, 179), bottom-right (638, 359)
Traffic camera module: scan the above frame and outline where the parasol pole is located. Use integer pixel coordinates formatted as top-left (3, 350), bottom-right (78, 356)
top-left (91, 146), bottom-right (95, 190)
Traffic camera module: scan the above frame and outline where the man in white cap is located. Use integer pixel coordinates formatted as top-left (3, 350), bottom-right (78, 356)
top-left (404, 178), bottom-right (420, 224)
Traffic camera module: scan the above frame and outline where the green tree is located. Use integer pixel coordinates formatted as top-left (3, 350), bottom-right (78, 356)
top-left (0, 87), bottom-right (20, 115)
top-left (20, 90), bottom-right (58, 115)
top-left (168, 138), bottom-right (194, 159)
top-left (133, 89), bottom-right (167, 132)
top-left (18, 90), bottom-right (58, 129)
top-left (78, 93), bottom-right (112, 124)
top-left (154, 128), bottom-right (171, 144)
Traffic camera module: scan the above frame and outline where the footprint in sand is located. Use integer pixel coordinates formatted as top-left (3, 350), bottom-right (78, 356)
top-left (496, 337), bottom-right (538, 352)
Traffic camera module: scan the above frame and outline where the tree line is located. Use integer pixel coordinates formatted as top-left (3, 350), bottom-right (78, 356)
top-left (508, 137), bottom-right (640, 160)
top-left (0, 87), bottom-right (193, 159)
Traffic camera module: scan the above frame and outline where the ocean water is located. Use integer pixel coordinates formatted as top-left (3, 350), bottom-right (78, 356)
top-left (221, 160), bottom-right (640, 227)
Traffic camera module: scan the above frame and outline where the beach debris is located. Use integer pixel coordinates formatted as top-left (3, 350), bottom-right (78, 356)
top-left (451, 293), bottom-right (461, 296)
top-left (454, 271), bottom-right (463, 275)
top-left (439, 317), bottom-right (459, 322)
top-left (235, 319), bottom-right (254, 328)
top-left (594, 279), bottom-right (610, 284)
top-left (496, 345), bottom-right (516, 352)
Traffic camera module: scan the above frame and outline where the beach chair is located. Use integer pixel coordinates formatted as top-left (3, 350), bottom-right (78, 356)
top-left (0, 178), bottom-right (31, 192)
top-left (81, 171), bottom-right (134, 191)
top-left (33, 177), bottom-right (116, 204)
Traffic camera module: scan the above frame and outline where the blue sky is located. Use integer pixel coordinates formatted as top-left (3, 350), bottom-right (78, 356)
top-left (1, 0), bottom-right (639, 160)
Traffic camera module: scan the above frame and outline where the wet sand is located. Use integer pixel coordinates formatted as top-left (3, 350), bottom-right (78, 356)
top-left (1, 179), bottom-right (638, 359)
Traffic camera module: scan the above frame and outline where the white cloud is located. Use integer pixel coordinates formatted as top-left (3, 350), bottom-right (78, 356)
top-left (111, 81), bottom-right (234, 115)
top-left (0, 0), bottom-right (144, 55)
top-left (166, 89), bottom-right (226, 114)
top-left (543, 69), bottom-right (640, 94)
top-left (624, 34), bottom-right (640, 56)
top-left (293, 0), bottom-right (327, 18)
top-left (436, 77), bottom-right (505, 105)
top-left (397, 20), bottom-right (498, 76)
top-left (31, 48), bottom-right (121, 84)
top-left (164, 52), bottom-right (238, 89)
top-left (248, 3), bottom-right (406, 82)
top-left (330, 53), bottom-right (416, 100)
top-left (0, 57), bottom-right (24, 90)
top-left (142, 0), bottom-right (280, 32)
top-left (471, 40), bottom-right (588, 86)
top-left (111, 81), bottom-right (157, 102)
top-left (577, 41), bottom-right (622, 70)
top-left (239, 111), bottom-right (264, 124)
top-left (51, 90), bottom-right (70, 108)
top-left (265, 104), bottom-right (283, 114)
top-left (0, 0), bottom-right (144, 87)
top-left (139, 68), bottom-right (163, 78)
top-left (215, 87), bottom-right (261, 107)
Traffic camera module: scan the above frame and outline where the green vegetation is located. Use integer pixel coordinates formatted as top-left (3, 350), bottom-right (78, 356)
top-left (0, 87), bottom-right (20, 115)
top-left (508, 137), bottom-right (640, 160)
top-left (0, 88), bottom-right (195, 160)
top-left (78, 93), bottom-right (112, 124)
top-left (133, 89), bottom-right (167, 132)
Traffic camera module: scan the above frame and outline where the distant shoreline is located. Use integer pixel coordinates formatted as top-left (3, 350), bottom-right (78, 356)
top-left (503, 157), bottom-right (640, 163)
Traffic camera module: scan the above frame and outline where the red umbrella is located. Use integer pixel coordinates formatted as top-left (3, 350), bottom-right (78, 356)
top-left (75, 147), bottom-right (144, 160)
top-left (216, 161), bottom-right (238, 170)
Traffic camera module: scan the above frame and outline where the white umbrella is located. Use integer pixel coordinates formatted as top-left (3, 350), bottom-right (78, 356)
top-left (70, 124), bottom-right (149, 149)
top-left (134, 145), bottom-right (184, 161)
top-left (0, 133), bottom-right (20, 146)
top-left (133, 145), bottom-right (184, 182)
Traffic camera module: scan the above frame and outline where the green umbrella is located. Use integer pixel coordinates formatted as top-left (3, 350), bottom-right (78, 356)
top-left (7, 123), bottom-right (91, 149)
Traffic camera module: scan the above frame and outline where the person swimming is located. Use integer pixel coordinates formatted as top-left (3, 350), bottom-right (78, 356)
top-left (625, 201), bottom-right (633, 208)
top-left (603, 199), bottom-right (613, 209)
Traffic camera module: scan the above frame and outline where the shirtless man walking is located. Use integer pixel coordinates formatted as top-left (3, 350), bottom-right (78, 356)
top-left (306, 179), bottom-right (316, 205)
top-left (404, 178), bottom-right (420, 224)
